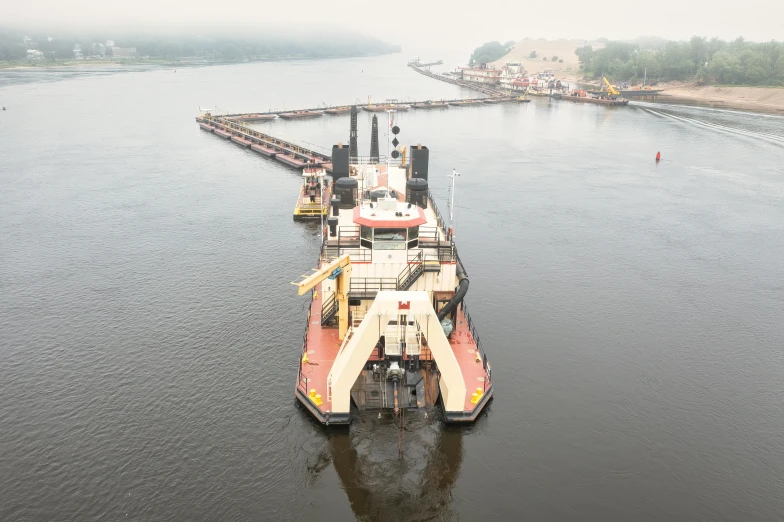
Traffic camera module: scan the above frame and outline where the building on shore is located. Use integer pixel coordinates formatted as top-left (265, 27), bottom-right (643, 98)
top-left (26, 50), bottom-right (44, 60)
top-left (458, 63), bottom-right (501, 85)
top-left (111, 47), bottom-right (137, 58)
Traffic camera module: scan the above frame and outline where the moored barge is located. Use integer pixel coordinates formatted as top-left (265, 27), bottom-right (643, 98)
top-left (563, 91), bottom-right (629, 106)
top-left (279, 110), bottom-right (323, 120)
top-left (293, 166), bottom-right (331, 220)
top-left (410, 101), bottom-right (449, 110)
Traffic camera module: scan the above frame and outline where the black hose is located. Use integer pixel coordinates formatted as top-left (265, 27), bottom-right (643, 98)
top-left (437, 258), bottom-right (469, 321)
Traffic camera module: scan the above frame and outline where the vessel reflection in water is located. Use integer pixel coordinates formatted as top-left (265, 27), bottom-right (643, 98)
top-left (313, 412), bottom-right (464, 521)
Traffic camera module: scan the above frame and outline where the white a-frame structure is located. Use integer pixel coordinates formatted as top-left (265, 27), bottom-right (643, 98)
top-left (328, 291), bottom-right (467, 415)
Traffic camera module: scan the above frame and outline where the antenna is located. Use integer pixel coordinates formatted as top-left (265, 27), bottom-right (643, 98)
top-left (448, 169), bottom-right (460, 239)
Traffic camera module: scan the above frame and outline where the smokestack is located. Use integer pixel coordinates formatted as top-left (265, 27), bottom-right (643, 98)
top-left (349, 106), bottom-right (358, 160)
top-left (410, 144), bottom-right (429, 181)
top-left (370, 115), bottom-right (379, 162)
top-left (331, 143), bottom-right (349, 181)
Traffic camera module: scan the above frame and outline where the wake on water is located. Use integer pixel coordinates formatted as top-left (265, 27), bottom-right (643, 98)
top-left (635, 102), bottom-right (784, 147)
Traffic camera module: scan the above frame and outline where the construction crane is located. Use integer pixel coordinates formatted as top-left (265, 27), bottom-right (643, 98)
top-left (602, 77), bottom-right (621, 97)
top-left (292, 254), bottom-right (352, 340)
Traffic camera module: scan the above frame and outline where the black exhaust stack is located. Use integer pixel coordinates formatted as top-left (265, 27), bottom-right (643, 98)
top-left (331, 143), bottom-right (349, 182)
top-left (370, 115), bottom-right (379, 162)
top-left (349, 106), bottom-right (358, 160)
top-left (410, 144), bottom-right (429, 181)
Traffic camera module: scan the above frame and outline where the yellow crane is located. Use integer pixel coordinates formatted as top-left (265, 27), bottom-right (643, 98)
top-left (602, 77), bottom-right (620, 97)
top-left (292, 254), bottom-right (352, 340)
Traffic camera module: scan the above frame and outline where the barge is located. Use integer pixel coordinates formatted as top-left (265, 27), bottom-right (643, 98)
top-left (410, 101), bottom-right (449, 110)
top-left (563, 91), bottom-right (629, 106)
top-left (279, 110), bottom-right (323, 120)
top-left (325, 106), bottom-right (353, 115)
top-left (448, 99), bottom-right (485, 107)
top-left (229, 113), bottom-right (277, 122)
top-left (293, 166), bottom-right (331, 220)
top-left (293, 141), bottom-right (492, 425)
top-left (363, 99), bottom-right (411, 112)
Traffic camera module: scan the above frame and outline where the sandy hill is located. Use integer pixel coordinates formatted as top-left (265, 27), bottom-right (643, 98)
top-left (490, 38), bottom-right (604, 80)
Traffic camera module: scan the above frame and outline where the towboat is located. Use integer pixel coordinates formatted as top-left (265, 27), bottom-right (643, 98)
top-left (292, 143), bottom-right (492, 425)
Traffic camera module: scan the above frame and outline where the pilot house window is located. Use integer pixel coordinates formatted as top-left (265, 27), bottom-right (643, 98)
top-left (360, 225), bottom-right (372, 249)
top-left (373, 228), bottom-right (406, 250)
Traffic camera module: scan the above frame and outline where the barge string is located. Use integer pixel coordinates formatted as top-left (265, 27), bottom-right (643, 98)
top-left (195, 94), bottom-right (530, 171)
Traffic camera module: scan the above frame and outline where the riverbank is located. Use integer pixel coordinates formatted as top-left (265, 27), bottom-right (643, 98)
top-left (650, 82), bottom-right (784, 115)
top-left (0, 52), bottom-right (396, 71)
top-left (555, 78), bottom-right (784, 115)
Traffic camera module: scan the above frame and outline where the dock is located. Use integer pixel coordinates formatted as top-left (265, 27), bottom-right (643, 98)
top-left (407, 63), bottom-right (509, 97)
top-left (196, 94), bottom-right (528, 171)
top-left (408, 58), bottom-right (444, 67)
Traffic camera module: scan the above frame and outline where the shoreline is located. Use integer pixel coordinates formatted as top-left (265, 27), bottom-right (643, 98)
top-left (560, 78), bottom-right (784, 116)
top-left (0, 52), bottom-right (398, 71)
top-left (646, 83), bottom-right (784, 116)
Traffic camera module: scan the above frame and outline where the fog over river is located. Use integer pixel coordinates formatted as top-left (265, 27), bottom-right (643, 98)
top-left (1, 54), bottom-right (783, 521)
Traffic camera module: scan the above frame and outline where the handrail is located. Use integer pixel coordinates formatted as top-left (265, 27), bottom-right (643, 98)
top-left (337, 226), bottom-right (360, 241)
top-left (298, 314), bottom-right (310, 393)
top-left (350, 277), bottom-right (397, 298)
top-left (323, 246), bottom-right (371, 263)
top-left (461, 300), bottom-right (483, 354)
top-left (427, 189), bottom-right (449, 239)
top-left (321, 293), bottom-right (338, 325)
top-left (418, 226), bottom-right (440, 243)
top-left (397, 251), bottom-right (424, 290)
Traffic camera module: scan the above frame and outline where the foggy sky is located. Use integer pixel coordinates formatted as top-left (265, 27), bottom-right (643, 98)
top-left (3, 0), bottom-right (782, 49)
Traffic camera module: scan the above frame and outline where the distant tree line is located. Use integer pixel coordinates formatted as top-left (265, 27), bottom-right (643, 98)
top-left (0, 28), bottom-right (401, 62)
top-left (469, 41), bottom-right (515, 65)
top-left (576, 36), bottom-right (784, 86)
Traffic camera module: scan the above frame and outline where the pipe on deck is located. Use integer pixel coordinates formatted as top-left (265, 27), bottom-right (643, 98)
top-left (437, 258), bottom-right (469, 321)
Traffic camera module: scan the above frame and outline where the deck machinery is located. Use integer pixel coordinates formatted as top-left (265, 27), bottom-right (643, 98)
top-left (293, 133), bottom-right (492, 425)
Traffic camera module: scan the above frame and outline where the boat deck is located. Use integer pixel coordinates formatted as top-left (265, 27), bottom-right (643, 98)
top-left (293, 185), bottom-right (330, 220)
top-left (296, 282), bottom-right (491, 422)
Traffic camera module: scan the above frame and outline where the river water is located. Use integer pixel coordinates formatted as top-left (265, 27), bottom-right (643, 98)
top-left (1, 54), bottom-right (784, 521)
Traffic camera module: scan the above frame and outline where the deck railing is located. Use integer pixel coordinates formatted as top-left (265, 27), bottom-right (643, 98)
top-left (322, 226), bottom-right (372, 263)
top-left (461, 300), bottom-right (483, 354)
top-left (350, 277), bottom-right (397, 299)
top-left (461, 299), bottom-right (490, 387)
top-left (418, 226), bottom-right (440, 243)
top-left (297, 303), bottom-right (312, 394)
top-left (427, 190), bottom-right (450, 239)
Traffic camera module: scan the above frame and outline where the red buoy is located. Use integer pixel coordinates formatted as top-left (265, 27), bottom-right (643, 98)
top-left (656, 151), bottom-right (661, 161)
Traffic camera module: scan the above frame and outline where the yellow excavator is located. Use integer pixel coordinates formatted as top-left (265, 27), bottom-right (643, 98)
top-left (602, 77), bottom-right (621, 98)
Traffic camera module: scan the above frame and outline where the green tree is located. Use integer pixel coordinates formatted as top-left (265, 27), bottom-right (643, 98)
top-left (529, 50), bottom-right (537, 58)
top-left (469, 41), bottom-right (512, 64)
